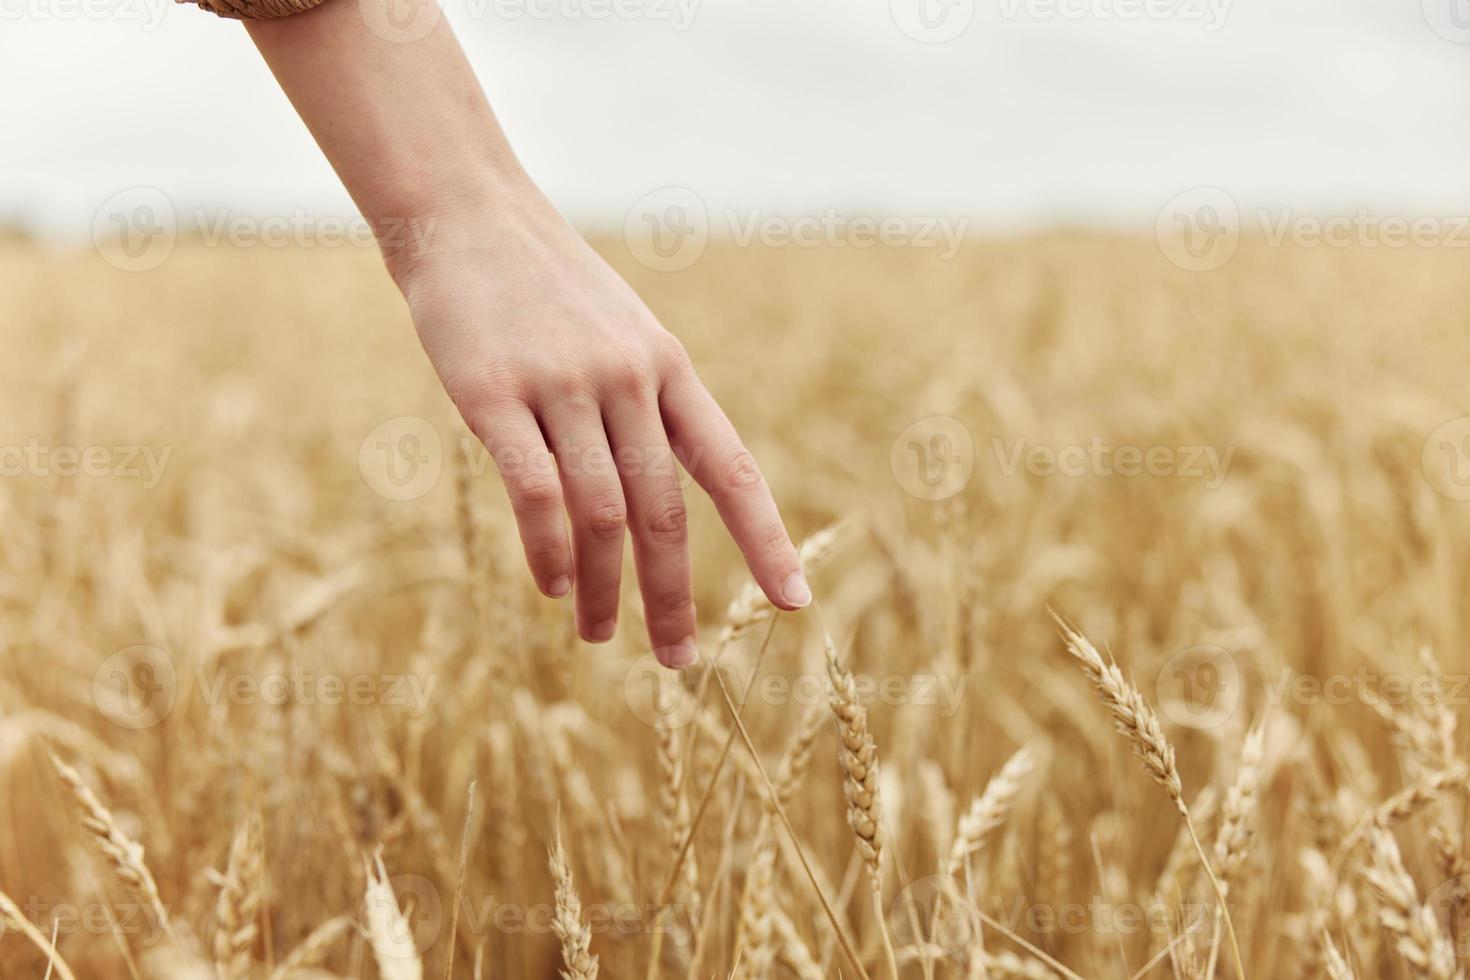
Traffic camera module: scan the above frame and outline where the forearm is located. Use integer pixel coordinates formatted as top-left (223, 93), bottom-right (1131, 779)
top-left (246, 0), bottom-right (539, 277)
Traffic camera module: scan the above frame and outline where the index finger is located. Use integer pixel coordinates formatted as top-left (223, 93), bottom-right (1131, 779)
top-left (659, 366), bottom-right (809, 610)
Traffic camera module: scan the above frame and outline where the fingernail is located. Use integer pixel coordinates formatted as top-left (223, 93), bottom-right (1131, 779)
top-left (781, 571), bottom-right (812, 609)
top-left (548, 575), bottom-right (571, 598)
top-left (662, 637), bottom-right (699, 669)
top-left (588, 618), bottom-right (616, 643)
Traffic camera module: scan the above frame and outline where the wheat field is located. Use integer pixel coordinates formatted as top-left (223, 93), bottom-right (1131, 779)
top-left (2, 232), bottom-right (1470, 979)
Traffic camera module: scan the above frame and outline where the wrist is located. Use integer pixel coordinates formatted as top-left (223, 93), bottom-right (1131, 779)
top-left (377, 171), bottom-right (557, 293)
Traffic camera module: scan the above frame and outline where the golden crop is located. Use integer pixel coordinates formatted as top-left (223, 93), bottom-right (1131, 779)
top-left (2, 233), bottom-right (1469, 978)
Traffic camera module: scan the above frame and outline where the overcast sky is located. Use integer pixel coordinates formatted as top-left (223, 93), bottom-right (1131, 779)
top-left (4, 0), bottom-right (1470, 240)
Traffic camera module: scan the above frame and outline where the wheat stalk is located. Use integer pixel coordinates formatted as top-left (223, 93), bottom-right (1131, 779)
top-left (0, 886), bottom-right (79, 980)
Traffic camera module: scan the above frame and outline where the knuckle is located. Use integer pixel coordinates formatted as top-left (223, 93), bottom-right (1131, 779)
top-left (720, 449), bottom-right (765, 492)
top-left (648, 582), bottom-right (693, 612)
top-left (579, 580), bottom-right (621, 611)
top-left (655, 334), bottom-right (692, 375)
top-left (584, 498), bottom-right (628, 542)
top-left (524, 540), bottom-right (567, 569)
top-left (464, 404), bottom-right (514, 451)
top-left (508, 474), bottom-right (562, 511)
top-left (601, 349), bottom-right (656, 400)
top-left (539, 368), bottom-right (598, 407)
top-left (642, 491), bottom-right (689, 545)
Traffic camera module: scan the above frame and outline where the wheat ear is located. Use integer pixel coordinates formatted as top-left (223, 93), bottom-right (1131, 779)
top-left (655, 725), bottom-right (699, 924)
top-left (1052, 615), bottom-right (1245, 980)
top-left (944, 744), bottom-right (1036, 881)
top-left (1362, 828), bottom-right (1459, 980)
top-left (213, 816), bottom-right (264, 980)
top-left (363, 853), bottom-right (423, 980)
top-left (733, 841), bottom-right (777, 980)
top-left (549, 828), bottom-right (599, 980)
top-left (823, 631), bottom-right (900, 980)
top-left (772, 909), bottom-right (824, 980)
top-left (48, 749), bottom-right (175, 944)
top-left (1212, 722), bottom-right (1265, 896)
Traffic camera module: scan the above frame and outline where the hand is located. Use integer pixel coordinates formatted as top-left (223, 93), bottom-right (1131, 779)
top-left (389, 193), bottom-right (810, 667)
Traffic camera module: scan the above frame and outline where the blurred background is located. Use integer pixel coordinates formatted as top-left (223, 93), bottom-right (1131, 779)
top-left (5, 0), bottom-right (1470, 239)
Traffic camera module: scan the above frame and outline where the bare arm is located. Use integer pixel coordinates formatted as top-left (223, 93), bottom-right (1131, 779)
top-left (247, 0), bottom-right (809, 667)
